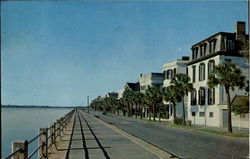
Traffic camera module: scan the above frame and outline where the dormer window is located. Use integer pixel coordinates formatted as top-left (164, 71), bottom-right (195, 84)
top-left (226, 39), bottom-right (234, 51)
top-left (192, 48), bottom-right (199, 60)
top-left (200, 44), bottom-right (207, 57)
top-left (166, 69), bottom-right (173, 79)
top-left (209, 39), bottom-right (217, 53)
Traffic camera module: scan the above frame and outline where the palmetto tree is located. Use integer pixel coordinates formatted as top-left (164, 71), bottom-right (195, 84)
top-left (208, 63), bottom-right (245, 132)
top-left (123, 88), bottom-right (134, 117)
top-left (132, 91), bottom-right (145, 119)
top-left (145, 86), bottom-right (163, 121)
top-left (163, 85), bottom-right (180, 123)
top-left (171, 74), bottom-right (193, 125)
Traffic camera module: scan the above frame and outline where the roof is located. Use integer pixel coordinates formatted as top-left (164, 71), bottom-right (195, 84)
top-left (191, 32), bottom-right (235, 49)
top-left (125, 82), bottom-right (140, 91)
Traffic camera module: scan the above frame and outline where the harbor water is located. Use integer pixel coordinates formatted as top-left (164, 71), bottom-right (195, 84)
top-left (1, 107), bottom-right (73, 158)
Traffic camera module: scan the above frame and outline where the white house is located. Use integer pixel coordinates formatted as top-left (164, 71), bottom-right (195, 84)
top-left (162, 56), bottom-right (190, 121)
top-left (139, 73), bottom-right (163, 93)
top-left (187, 21), bottom-right (249, 128)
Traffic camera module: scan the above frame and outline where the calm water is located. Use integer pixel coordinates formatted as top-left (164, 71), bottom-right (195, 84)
top-left (1, 107), bottom-right (73, 158)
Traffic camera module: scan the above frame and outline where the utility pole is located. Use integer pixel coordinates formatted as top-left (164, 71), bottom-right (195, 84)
top-left (87, 96), bottom-right (89, 113)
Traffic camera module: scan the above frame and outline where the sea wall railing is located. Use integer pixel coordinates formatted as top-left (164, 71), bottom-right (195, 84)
top-left (3, 109), bottom-right (75, 159)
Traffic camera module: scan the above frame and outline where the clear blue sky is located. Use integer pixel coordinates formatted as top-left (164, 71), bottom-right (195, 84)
top-left (2, 1), bottom-right (248, 106)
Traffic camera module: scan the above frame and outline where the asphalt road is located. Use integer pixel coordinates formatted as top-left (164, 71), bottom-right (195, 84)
top-left (90, 111), bottom-right (249, 159)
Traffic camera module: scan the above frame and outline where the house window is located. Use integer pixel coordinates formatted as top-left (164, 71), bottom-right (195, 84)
top-left (200, 44), bottom-right (207, 57)
top-left (163, 70), bottom-right (167, 79)
top-left (225, 59), bottom-right (232, 63)
top-left (166, 69), bottom-right (173, 79)
top-left (208, 60), bottom-right (215, 77)
top-left (198, 87), bottom-right (205, 105)
top-left (191, 89), bottom-right (197, 105)
top-left (209, 112), bottom-right (214, 117)
top-left (200, 46), bottom-right (203, 57)
top-left (203, 44), bottom-right (207, 55)
top-left (209, 39), bottom-right (217, 53)
top-left (199, 112), bottom-right (205, 117)
top-left (174, 68), bottom-right (176, 76)
top-left (208, 88), bottom-right (215, 105)
top-left (186, 68), bottom-right (188, 75)
top-left (192, 48), bottom-right (198, 60)
top-left (192, 66), bottom-right (196, 83)
top-left (192, 49), bottom-right (196, 60)
top-left (226, 40), bottom-right (234, 51)
top-left (199, 63), bottom-right (205, 81)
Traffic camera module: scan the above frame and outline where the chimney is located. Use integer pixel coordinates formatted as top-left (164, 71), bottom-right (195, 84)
top-left (235, 21), bottom-right (246, 41)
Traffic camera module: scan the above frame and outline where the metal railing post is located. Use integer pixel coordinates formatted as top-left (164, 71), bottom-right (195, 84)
top-left (53, 123), bottom-right (56, 143)
top-left (49, 123), bottom-right (54, 148)
top-left (45, 128), bottom-right (48, 158)
top-left (56, 119), bottom-right (60, 140)
top-left (59, 118), bottom-right (63, 138)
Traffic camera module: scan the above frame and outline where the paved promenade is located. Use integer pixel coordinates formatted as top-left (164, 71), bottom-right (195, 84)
top-left (90, 111), bottom-right (249, 159)
top-left (48, 109), bottom-right (176, 159)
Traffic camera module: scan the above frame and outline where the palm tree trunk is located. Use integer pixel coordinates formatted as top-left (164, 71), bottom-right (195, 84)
top-left (123, 108), bottom-right (126, 116)
top-left (149, 108), bottom-right (151, 120)
top-left (158, 106), bottom-right (161, 122)
top-left (140, 106), bottom-right (143, 119)
top-left (153, 105), bottom-right (156, 121)
top-left (182, 97), bottom-right (186, 125)
top-left (173, 103), bottom-right (176, 121)
top-left (226, 88), bottom-right (233, 133)
top-left (127, 105), bottom-right (129, 117)
top-left (135, 105), bottom-right (138, 118)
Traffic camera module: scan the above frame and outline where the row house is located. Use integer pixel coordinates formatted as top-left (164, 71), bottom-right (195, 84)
top-left (139, 73), bottom-right (164, 93)
top-left (139, 73), bottom-right (163, 119)
top-left (162, 56), bottom-right (190, 120)
top-left (187, 21), bottom-right (249, 128)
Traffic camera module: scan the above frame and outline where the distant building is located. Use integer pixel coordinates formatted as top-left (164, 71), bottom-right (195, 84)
top-left (125, 82), bottom-right (140, 91)
top-left (139, 73), bottom-right (164, 93)
top-left (187, 21), bottom-right (249, 128)
top-left (117, 89), bottom-right (124, 99)
top-left (162, 56), bottom-right (190, 121)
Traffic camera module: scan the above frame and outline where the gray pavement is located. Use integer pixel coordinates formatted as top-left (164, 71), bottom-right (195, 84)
top-left (49, 109), bottom-right (171, 159)
top-left (89, 111), bottom-right (249, 159)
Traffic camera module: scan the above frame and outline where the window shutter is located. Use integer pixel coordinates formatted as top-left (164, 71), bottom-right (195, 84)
top-left (198, 90), bottom-right (201, 105)
top-left (203, 64), bottom-right (205, 80)
top-left (213, 88), bottom-right (215, 104)
top-left (203, 88), bottom-right (206, 105)
top-left (199, 65), bottom-right (201, 81)
top-left (208, 88), bottom-right (210, 105)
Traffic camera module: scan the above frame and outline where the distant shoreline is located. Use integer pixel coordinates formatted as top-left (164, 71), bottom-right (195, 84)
top-left (1, 105), bottom-right (86, 108)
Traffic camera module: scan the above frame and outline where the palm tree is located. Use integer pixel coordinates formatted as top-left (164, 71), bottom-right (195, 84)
top-left (171, 74), bottom-right (193, 125)
top-left (145, 86), bottom-right (163, 121)
top-left (137, 92), bottom-right (145, 119)
top-left (208, 63), bottom-right (245, 132)
top-left (163, 85), bottom-right (180, 123)
top-left (123, 88), bottom-right (134, 117)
